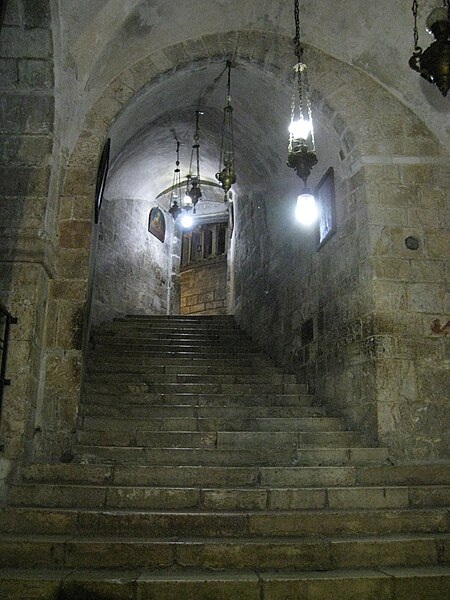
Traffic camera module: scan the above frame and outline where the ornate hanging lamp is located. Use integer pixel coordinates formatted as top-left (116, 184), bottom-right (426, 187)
top-left (409, 1), bottom-right (450, 97)
top-left (216, 61), bottom-right (237, 202)
top-left (185, 110), bottom-right (203, 214)
top-left (287, 0), bottom-right (318, 225)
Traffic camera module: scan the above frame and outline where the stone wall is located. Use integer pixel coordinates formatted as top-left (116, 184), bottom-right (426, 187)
top-left (366, 162), bottom-right (449, 461)
top-left (233, 173), bottom-right (379, 442)
top-left (180, 257), bottom-right (228, 315)
top-left (0, 0), bottom-right (55, 460)
top-left (90, 199), bottom-right (175, 325)
top-left (233, 159), bottom-right (449, 462)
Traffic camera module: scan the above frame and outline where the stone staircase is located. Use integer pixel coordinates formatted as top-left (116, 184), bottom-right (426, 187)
top-left (0, 314), bottom-right (449, 599)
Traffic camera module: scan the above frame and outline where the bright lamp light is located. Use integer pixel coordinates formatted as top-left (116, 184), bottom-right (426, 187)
top-left (295, 192), bottom-right (317, 226)
top-left (289, 118), bottom-right (312, 140)
top-left (181, 214), bottom-right (193, 228)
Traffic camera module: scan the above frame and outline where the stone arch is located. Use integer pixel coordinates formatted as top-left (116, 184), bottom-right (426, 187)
top-left (38, 29), bottom-right (445, 460)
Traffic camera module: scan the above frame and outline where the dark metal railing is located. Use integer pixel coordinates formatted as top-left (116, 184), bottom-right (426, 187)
top-left (0, 302), bottom-right (17, 414)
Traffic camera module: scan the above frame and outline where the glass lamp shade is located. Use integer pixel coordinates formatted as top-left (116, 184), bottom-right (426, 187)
top-left (183, 194), bottom-right (193, 207)
top-left (295, 191), bottom-right (318, 226)
top-left (289, 118), bottom-right (312, 140)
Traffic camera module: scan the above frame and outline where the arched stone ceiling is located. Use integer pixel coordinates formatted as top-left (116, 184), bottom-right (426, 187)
top-left (104, 61), bottom-right (341, 208)
top-left (58, 0), bottom-right (449, 154)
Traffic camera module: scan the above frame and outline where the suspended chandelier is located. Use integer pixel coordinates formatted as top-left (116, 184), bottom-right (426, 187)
top-left (409, 1), bottom-right (450, 97)
top-left (287, 0), bottom-right (318, 225)
top-left (185, 110), bottom-right (203, 214)
top-left (216, 61), bottom-right (237, 202)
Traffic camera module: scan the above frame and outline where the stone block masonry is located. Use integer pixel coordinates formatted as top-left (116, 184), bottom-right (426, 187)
top-left (0, 0), bottom-right (55, 461)
top-left (180, 257), bottom-right (228, 316)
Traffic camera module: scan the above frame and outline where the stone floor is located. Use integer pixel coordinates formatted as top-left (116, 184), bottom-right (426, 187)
top-left (0, 315), bottom-right (449, 599)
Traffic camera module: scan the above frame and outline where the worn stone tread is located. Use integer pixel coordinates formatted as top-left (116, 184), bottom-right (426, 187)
top-left (0, 566), bottom-right (449, 600)
top-left (8, 482), bottom-right (450, 511)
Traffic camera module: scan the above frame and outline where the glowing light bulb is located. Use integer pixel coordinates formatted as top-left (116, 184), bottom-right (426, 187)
top-left (289, 118), bottom-right (312, 140)
top-left (181, 214), bottom-right (193, 228)
top-left (183, 194), bottom-right (193, 206)
top-left (295, 192), bottom-right (317, 226)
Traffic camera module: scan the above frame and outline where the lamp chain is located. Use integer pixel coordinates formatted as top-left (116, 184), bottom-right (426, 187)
top-left (293, 0), bottom-right (305, 125)
top-left (218, 61), bottom-right (235, 173)
top-left (294, 0), bottom-right (303, 63)
top-left (412, 0), bottom-right (422, 55)
top-left (170, 140), bottom-right (181, 206)
top-left (194, 110), bottom-right (201, 179)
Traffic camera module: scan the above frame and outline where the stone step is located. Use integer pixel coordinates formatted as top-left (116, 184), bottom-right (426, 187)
top-left (84, 372), bottom-right (297, 384)
top-left (0, 566), bottom-right (449, 600)
top-left (92, 346), bottom-right (264, 357)
top-left (0, 506), bottom-right (446, 537)
top-left (83, 381), bottom-right (308, 394)
top-left (73, 445), bottom-right (389, 466)
top-left (93, 333), bottom-right (253, 344)
top-left (7, 482), bottom-right (450, 511)
top-left (80, 416), bottom-right (344, 432)
top-left (87, 364), bottom-right (285, 375)
top-left (114, 318), bottom-right (238, 327)
top-left (92, 341), bottom-right (256, 353)
top-left (0, 533), bottom-right (448, 571)
top-left (81, 402), bottom-right (325, 419)
top-left (76, 430), bottom-right (364, 449)
top-left (1, 566), bottom-right (449, 600)
top-left (94, 330), bottom-right (251, 341)
top-left (119, 315), bottom-right (237, 321)
top-left (82, 392), bottom-right (313, 407)
top-left (95, 323), bottom-right (251, 341)
top-left (89, 355), bottom-right (273, 367)
top-left (18, 463), bottom-right (450, 489)
top-left (91, 351), bottom-right (273, 364)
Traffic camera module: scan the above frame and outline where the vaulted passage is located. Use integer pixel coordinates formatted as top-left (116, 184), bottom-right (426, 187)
top-left (0, 1), bottom-right (449, 597)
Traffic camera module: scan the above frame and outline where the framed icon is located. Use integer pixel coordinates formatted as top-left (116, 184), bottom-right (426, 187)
top-left (148, 206), bottom-right (166, 243)
top-left (316, 167), bottom-right (336, 249)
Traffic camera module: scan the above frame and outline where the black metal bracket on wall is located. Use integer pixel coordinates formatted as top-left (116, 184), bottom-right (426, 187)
top-left (0, 302), bottom-right (17, 415)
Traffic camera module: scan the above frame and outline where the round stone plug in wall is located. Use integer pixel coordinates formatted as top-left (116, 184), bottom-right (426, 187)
top-left (405, 236), bottom-right (420, 250)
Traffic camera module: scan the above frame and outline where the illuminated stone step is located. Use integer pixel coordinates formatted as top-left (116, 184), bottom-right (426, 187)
top-left (19, 463), bottom-right (450, 489)
top-left (79, 416), bottom-right (343, 433)
top-left (0, 507), bottom-right (446, 537)
top-left (7, 483), bottom-right (450, 511)
top-left (1, 566), bottom-right (448, 600)
top-left (0, 533), bottom-right (448, 571)
top-left (72, 445), bottom-right (389, 466)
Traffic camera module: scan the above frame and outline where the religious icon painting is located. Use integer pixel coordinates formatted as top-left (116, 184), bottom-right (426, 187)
top-left (148, 207), bottom-right (166, 243)
top-left (316, 167), bottom-right (336, 249)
